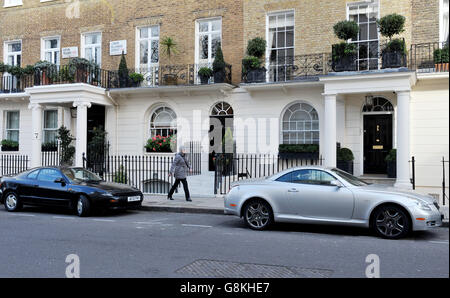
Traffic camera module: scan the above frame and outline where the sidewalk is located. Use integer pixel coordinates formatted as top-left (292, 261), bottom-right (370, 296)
top-left (142, 194), bottom-right (449, 227)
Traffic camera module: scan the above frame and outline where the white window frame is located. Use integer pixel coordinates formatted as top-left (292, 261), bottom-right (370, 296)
top-left (281, 102), bottom-right (320, 145)
top-left (265, 10), bottom-right (295, 82)
top-left (440, 0), bottom-right (449, 43)
top-left (42, 109), bottom-right (58, 144)
top-left (41, 36), bottom-right (61, 66)
top-left (3, 40), bottom-right (22, 66)
top-left (81, 32), bottom-right (102, 67)
top-left (135, 25), bottom-right (160, 70)
top-left (195, 17), bottom-right (222, 66)
top-left (3, 110), bottom-right (20, 143)
top-left (149, 106), bottom-right (177, 138)
top-left (346, 0), bottom-right (380, 71)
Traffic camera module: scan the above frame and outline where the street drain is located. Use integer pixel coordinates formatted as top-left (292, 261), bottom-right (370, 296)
top-left (176, 259), bottom-right (333, 278)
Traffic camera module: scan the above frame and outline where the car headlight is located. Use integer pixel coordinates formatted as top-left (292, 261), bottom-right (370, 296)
top-left (412, 199), bottom-right (432, 211)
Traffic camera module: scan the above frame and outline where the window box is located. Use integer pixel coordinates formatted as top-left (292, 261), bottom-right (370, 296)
top-left (381, 51), bottom-right (407, 69)
top-left (278, 144), bottom-right (320, 160)
top-left (1, 145), bottom-right (19, 152)
top-left (245, 68), bottom-right (266, 83)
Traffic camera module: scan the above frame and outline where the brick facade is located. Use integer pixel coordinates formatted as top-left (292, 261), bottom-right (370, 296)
top-left (0, 0), bottom-right (244, 84)
top-left (412, 0), bottom-right (440, 44)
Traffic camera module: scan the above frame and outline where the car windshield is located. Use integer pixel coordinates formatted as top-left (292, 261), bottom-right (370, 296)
top-left (62, 168), bottom-right (102, 182)
top-left (331, 168), bottom-right (369, 186)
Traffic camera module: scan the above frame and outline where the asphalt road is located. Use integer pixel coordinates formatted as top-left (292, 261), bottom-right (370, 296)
top-left (0, 207), bottom-right (448, 278)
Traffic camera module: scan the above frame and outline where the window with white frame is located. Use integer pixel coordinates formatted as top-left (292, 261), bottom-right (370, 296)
top-left (196, 18), bottom-right (222, 66)
top-left (348, 1), bottom-right (379, 71)
top-left (441, 0), bottom-right (449, 43)
top-left (43, 110), bottom-right (58, 144)
top-left (4, 41), bottom-right (21, 66)
top-left (267, 11), bottom-right (295, 82)
top-left (4, 0), bottom-right (23, 7)
top-left (82, 32), bottom-right (101, 66)
top-left (42, 37), bottom-right (60, 65)
top-left (282, 103), bottom-right (319, 145)
top-left (150, 107), bottom-right (177, 138)
top-left (4, 111), bottom-right (19, 143)
top-left (137, 26), bottom-right (160, 70)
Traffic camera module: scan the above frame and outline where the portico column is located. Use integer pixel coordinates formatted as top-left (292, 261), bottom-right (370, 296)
top-left (29, 103), bottom-right (43, 168)
top-left (74, 101), bottom-right (91, 167)
top-left (323, 93), bottom-right (337, 168)
top-left (394, 91), bottom-right (412, 189)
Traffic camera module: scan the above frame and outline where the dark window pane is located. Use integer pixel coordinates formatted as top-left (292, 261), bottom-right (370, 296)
top-left (360, 24), bottom-right (368, 41)
top-left (277, 32), bottom-right (285, 48)
top-left (369, 23), bottom-right (378, 40)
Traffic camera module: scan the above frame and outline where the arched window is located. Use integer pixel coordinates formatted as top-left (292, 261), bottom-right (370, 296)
top-left (282, 102), bottom-right (319, 144)
top-left (150, 107), bottom-right (177, 137)
top-left (363, 97), bottom-right (394, 112)
top-left (211, 102), bottom-right (234, 116)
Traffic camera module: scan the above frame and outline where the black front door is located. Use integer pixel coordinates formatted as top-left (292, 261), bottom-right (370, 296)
top-left (209, 116), bottom-right (234, 171)
top-left (364, 114), bottom-right (393, 174)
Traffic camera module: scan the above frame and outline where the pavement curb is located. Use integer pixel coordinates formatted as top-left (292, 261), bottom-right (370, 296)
top-left (140, 205), bottom-right (224, 215)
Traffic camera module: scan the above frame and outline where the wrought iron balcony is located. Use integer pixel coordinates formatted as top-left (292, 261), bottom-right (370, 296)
top-left (410, 41), bottom-right (449, 73)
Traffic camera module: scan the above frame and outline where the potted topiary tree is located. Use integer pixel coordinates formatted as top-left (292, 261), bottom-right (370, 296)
top-left (213, 45), bottom-right (226, 83)
top-left (385, 148), bottom-right (397, 178)
top-left (434, 44), bottom-right (449, 72)
top-left (68, 57), bottom-right (95, 83)
top-left (337, 147), bottom-right (354, 174)
top-left (378, 14), bottom-right (407, 69)
top-left (160, 37), bottom-right (178, 85)
top-left (198, 67), bottom-right (213, 84)
top-left (332, 20), bottom-right (359, 72)
top-left (243, 37), bottom-right (267, 83)
top-left (118, 52), bottom-right (129, 87)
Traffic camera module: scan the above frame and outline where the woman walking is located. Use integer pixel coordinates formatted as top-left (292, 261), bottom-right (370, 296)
top-left (168, 146), bottom-right (192, 201)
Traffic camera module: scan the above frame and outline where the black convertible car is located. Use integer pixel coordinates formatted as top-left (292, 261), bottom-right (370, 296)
top-left (0, 167), bottom-right (143, 217)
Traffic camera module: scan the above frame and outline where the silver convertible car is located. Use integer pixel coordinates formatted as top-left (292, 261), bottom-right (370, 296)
top-left (224, 167), bottom-right (444, 239)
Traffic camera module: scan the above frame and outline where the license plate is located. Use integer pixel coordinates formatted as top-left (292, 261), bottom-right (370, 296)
top-left (128, 196), bottom-right (141, 202)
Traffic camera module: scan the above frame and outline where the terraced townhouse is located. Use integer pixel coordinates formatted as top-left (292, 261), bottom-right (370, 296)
top-left (0, 0), bottom-right (448, 200)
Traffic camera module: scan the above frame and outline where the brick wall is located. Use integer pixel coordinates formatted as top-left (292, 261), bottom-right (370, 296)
top-left (412, 0), bottom-right (440, 44)
top-left (0, 0), bottom-right (244, 84)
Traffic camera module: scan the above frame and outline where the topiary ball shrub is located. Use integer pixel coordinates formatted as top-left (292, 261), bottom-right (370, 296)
top-left (337, 148), bottom-right (354, 162)
top-left (378, 14), bottom-right (405, 40)
top-left (333, 20), bottom-right (359, 41)
top-left (247, 37), bottom-right (267, 58)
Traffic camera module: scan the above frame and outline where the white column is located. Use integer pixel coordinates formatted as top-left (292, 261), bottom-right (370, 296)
top-left (29, 103), bottom-right (43, 168)
top-left (394, 91), bottom-right (412, 189)
top-left (323, 93), bottom-right (337, 168)
top-left (74, 101), bottom-right (91, 167)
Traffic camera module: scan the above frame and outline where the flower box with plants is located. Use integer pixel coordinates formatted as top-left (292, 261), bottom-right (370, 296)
top-left (242, 37), bottom-right (267, 83)
top-left (1, 139), bottom-right (19, 152)
top-left (385, 148), bottom-right (397, 178)
top-left (378, 14), bottom-right (407, 69)
top-left (212, 45), bottom-right (227, 83)
top-left (129, 72), bottom-right (145, 87)
top-left (433, 44), bottom-right (449, 72)
top-left (332, 20), bottom-right (359, 72)
top-left (198, 67), bottom-right (213, 84)
top-left (337, 147), bottom-right (354, 175)
top-left (278, 144), bottom-right (320, 160)
top-left (145, 135), bottom-right (176, 153)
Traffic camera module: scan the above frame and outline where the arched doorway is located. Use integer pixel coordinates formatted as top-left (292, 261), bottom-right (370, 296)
top-left (363, 97), bottom-right (394, 174)
top-left (209, 102), bottom-right (234, 171)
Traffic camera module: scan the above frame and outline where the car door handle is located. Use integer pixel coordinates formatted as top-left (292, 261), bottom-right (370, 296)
top-left (288, 188), bottom-right (299, 193)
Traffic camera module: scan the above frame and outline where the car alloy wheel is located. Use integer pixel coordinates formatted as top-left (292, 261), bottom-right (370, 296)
top-left (77, 200), bottom-right (83, 216)
top-left (375, 207), bottom-right (406, 238)
top-left (5, 193), bottom-right (18, 210)
top-left (245, 202), bottom-right (271, 229)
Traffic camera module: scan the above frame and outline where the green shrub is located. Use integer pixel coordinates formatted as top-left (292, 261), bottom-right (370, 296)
top-left (1, 139), bottom-right (19, 148)
top-left (0, 62), bottom-right (10, 73)
top-left (378, 14), bottom-right (405, 40)
top-left (213, 45), bottom-right (226, 73)
top-left (57, 126), bottom-right (75, 166)
top-left (332, 42), bottom-right (357, 60)
top-left (337, 148), bottom-right (354, 162)
top-left (242, 56), bottom-right (261, 73)
top-left (383, 38), bottom-right (407, 54)
top-left (198, 67), bottom-right (213, 77)
top-left (145, 135), bottom-right (176, 153)
top-left (129, 72), bottom-right (144, 83)
top-left (434, 45), bottom-right (450, 64)
top-left (385, 149), bottom-right (397, 162)
top-left (279, 144), bottom-right (319, 153)
top-left (247, 37), bottom-right (266, 58)
top-left (333, 21), bottom-right (359, 40)
top-left (34, 60), bottom-right (56, 72)
top-left (42, 142), bottom-right (58, 152)
top-left (8, 66), bottom-right (23, 77)
top-left (113, 165), bottom-right (128, 184)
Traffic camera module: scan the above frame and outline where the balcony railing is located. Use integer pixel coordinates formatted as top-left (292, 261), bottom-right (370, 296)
top-left (410, 41), bottom-right (449, 73)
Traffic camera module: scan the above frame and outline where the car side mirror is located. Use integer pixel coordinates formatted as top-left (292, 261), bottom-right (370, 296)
top-left (54, 178), bottom-right (66, 185)
top-left (330, 180), bottom-right (343, 188)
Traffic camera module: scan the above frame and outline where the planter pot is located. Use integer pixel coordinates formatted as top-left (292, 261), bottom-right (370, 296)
top-left (213, 70), bottom-right (226, 83)
top-left (332, 55), bottom-right (357, 72)
top-left (75, 69), bottom-right (89, 83)
top-left (337, 160), bottom-right (354, 175)
top-left (386, 160), bottom-right (397, 178)
top-left (199, 75), bottom-right (210, 84)
top-left (146, 147), bottom-right (175, 154)
top-left (1, 146), bottom-right (19, 152)
top-left (382, 52), bottom-right (407, 69)
top-left (164, 74), bottom-right (178, 85)
top-left (435, 63), bottom-right (449, 72)
top-left (279, 152), bottom-right (320, 160)
top-left (245, 68), bottom-right (266, 83)
top-left (130, 80), bottom-right (143, 88)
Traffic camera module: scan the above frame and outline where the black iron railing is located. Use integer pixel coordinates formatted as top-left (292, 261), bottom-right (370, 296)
top-left (214, 153), bottom-right (324, 195)
top-left (0, 154), bottom-right (29, 177)
top-left (410, 41), bottom-right (449, 73)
